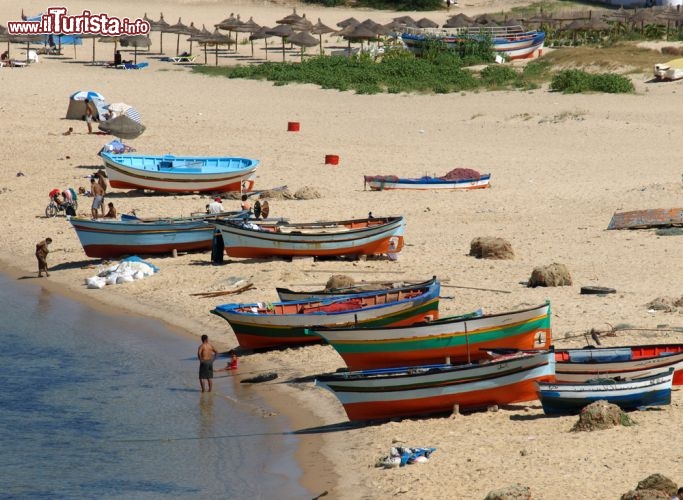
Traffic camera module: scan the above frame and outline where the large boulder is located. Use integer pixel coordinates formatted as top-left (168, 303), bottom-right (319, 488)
top-left (571, 400), bottom-right (635, 432)
top-left (528, 262), bottom-right (572, 287)
top-left (636, 474), bottom-right (678, 498)
top-left (621, 489), bottom-right (671, 500)
top-left (469, 237), bottom-right (514, 260)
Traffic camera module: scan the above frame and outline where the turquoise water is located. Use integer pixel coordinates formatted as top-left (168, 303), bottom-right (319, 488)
top-left (0, 273), bottom-right (310, 499)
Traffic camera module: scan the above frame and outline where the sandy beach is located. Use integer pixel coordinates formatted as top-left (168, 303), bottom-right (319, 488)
top-left (2, 0), bottom-right (683, 497)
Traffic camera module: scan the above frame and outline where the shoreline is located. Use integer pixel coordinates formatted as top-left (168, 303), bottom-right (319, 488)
top-left (0, 260), bottom-right (341, 497)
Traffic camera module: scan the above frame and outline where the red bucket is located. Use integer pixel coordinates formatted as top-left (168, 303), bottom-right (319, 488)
top-left (287, 121), bottom-right (300, 132)
top-left (325, 154), bottom-right (339, 165)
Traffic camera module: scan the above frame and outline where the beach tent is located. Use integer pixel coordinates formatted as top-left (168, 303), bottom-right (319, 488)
top-left (66, 91), bottom-right (108, 121)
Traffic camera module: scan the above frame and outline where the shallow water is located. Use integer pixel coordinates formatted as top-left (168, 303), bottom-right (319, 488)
top-left (0, 273), bottom-right (310, 499)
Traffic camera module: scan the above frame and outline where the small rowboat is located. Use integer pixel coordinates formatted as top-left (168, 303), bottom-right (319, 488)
top-left (363, 174), bottom-right (491, 191)
top-left (307, 302), bottom-right (551, 371)
top-left (537, 369), bottom-right (674, 415)
top-left (69, 211), bottom-right (246, 258)
top-left (276, 277), bottom-right (434, 302)
top-left (211, 278), bottom-right (440, 350)
top-left (213, 215), bottom-right (405, 259)
top-left (607, 208), bottom-right (683, 230)
top-left (100, 152), bottom-right (259, 193)
top-left (316, 350), bottom-right (555, 422)
top-left (555, 344), bottom-right (683, 385)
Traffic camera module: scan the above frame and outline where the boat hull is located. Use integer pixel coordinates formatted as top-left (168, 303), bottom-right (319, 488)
top-left (654, 58), bottom-right (683, 81)
top-left (309, 302), bottom-right (551, 371)
top-left (537, 370), bottom-right (674, 415)
top-left (607, 208), bottom-right (683, 230)
top-left (401, 30), bottom-right (545, 60)
top-left (364, 174), bottom-right (491, 191)
top-left (211, 279), bottom-right (440, 350)
top-left (555, 344), bottom-right (683, 385)
top-left (214, 216), bottom-right (405, 258)
top-left (101, 153), bottom-right (259, 193)
top-left (276, 278), bottom-right (432, 302)
top-left (316, 351), bottom-right (554, 421)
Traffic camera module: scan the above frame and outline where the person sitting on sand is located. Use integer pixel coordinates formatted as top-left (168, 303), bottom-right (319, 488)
top-left (240, 194), bottom-right (251, 212)
top-left (207, 197), bottom-right (224, 214)
top-left (63, 127), bottom-right (73, 136)
top-left (103, 202), bottom-right (117, 219)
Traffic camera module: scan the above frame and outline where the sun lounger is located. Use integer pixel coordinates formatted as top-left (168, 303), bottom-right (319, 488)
top-left (170, 55), bottom-right (199, 63)
top-left (117, 62), bottom-right (149, 70)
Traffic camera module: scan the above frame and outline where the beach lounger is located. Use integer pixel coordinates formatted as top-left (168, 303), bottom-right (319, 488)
top-left (170, 55), bottom-right (199, 63)
top-left (117, 62), bottom-right (149, 70)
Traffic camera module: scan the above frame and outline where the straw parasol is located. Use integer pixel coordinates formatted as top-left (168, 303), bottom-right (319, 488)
top-left (233, 17), bottom-right (261, 57)
top-left (185, 22), bottom-right (202, 55)
top-left (10, 34), bottom-right (43, 64)
top-left (416, 18), bottom-right (439, 29)
top-left (167, 18), bottom-right (191, 56)
top-left (277, 8), bottom-right (303, 26)
top-left (393, 15), bottom-right (418, 26)
top-left (342, 24), bottom-right (378, 55)
top-left (77, 33), bottom-right (100, 64)
top-left (266, 24), bottom-right (293, 62)
top-left (153, 13), bottom-right (170, 54)
top-left (337, 17), bottom-right (360, 29)
top-left (215, 13), bottom-right (243, 51)
top-left (310, 18), bottom-right (335, 55)
top-left (287, 30), bottom-right (318, 62)
top-left (120, 35), bottom-right (151, 64)
top-left (205, 29), bottom-right (232, 66)
top-left (444, 13), bottom-right (474, 28)
top-left (291, 14), bottom-right (314, 32)
top-left (249, 26), bottom-right (272, 60)
top-left (98, 35), bottom-right (123, 61)
top-left (187, 25), bottom-right (213, 64)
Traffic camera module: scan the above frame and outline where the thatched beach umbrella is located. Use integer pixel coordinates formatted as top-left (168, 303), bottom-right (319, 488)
top-left (205, 29), bottom-right (232, 66)
top-left (10, 34), bottom-right (42, 64)
top-left (98, 35), bottom-right (122, 61)
top-left (266, 23), bottom-right (293, 62)
top-left (291, 14), bottom-right (314, 32)
top-left (277, 8), bottom-right (303, 26)
top-left (185, 22), bottom-right (202, 55)
top-left (187, 25), bottom-right (213, 64)
top-left (444, 13), bottom-right (474, 28)
top-left (416, 18), bottom-right (439, 29)
top-left (167, 18), bottom-right (192, 56)
top-left (153, 13), bottom-right (170, 54)
top-left (393, 16), bottom-right (418, 27)
top-left (233, 17), bottom-right (261, 57)
top-left (342, 24), bottom-right (378, 55)
top-left (287, 30), bottom-right (318, 61)
top-left (310, 18), bottom-right (335, 55)
top-left (216, 13), bottom-right (243, 51)
top-left (337, 17), bottom-right (360, 29)
top-left (249, 26), bottom-right (272, 60)
top-left (120, 34), bottom-right (151, 64)
top-left (78, 33), bottom-right (100, 63)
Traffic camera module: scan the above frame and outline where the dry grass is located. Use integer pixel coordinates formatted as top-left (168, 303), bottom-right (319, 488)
top-left (542, 43), bottom-right (663, 74)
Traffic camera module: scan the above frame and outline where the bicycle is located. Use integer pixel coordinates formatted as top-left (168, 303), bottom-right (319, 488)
top-left (45, 198), bottom-right (78, 218)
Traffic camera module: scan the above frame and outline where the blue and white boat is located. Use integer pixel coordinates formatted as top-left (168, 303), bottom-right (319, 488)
top-left (364, 173), bottom-right (491, 191)
top-left (536, 369), bottom-right (674, 415)
top-left (100, 152), bottom-right (259, 193)
top-left (69, 212), bottom-right (245, 259)
top-left (401, 25), bottom-right (545, 61)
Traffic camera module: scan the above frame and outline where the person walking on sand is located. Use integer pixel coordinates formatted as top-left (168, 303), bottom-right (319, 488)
top-left (91, 177), bottom-right (105, 218)
top-left (35, 237), bottom-right (52, 277)
top-left (198, 334), bottom-right (218, 393)
top-left (84, 98), bottom-right (96, 134)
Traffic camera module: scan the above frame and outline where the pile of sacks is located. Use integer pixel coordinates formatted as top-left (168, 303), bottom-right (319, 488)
top-left (85, 256), bottom-right (158, 289)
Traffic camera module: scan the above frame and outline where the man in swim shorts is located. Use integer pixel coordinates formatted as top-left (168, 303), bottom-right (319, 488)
top-left (91, 177), bottom-right (105, 218)
top-left (197, 334), bottom-right (218, 393)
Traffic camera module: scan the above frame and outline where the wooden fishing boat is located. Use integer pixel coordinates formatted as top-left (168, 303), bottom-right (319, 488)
top-left (536, 369), bottom-right (674, 415)
top-left (100, 152), bottom-right (259, 193)
top-left (307, 302), bottom-right (551, 371)
top-left (607, 208), bottom-right (683, 230)
top-left (315, 350), bottom-right (555, 422)
top-left (363, 174), bottom-right (491, 191)
top-left (401, 25), bottom-right (545, 60)
top-left (213, 215), bottom-right (405, 259)
top-left (68, 211), bottom-right (246, 258)
top-left (555, 344), bottom-right (683, 385)
top-left (210, 277), bottom-right (440, 350)
top-left (276, 278), bottom-right (434, 302)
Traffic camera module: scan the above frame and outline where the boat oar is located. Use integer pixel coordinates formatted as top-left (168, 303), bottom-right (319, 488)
top-left (441, 284), bottom-right (511, 294)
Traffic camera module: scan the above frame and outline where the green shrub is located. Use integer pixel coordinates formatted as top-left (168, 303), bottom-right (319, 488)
top-left (551, 69), bottom-right (633, 94)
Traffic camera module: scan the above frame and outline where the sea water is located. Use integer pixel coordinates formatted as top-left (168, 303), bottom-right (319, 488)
top-left (0, 272), bottom-right (310, 499)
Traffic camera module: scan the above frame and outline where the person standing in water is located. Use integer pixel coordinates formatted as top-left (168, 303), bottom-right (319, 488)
top-left (197, 335), bottom-right (218, 393)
